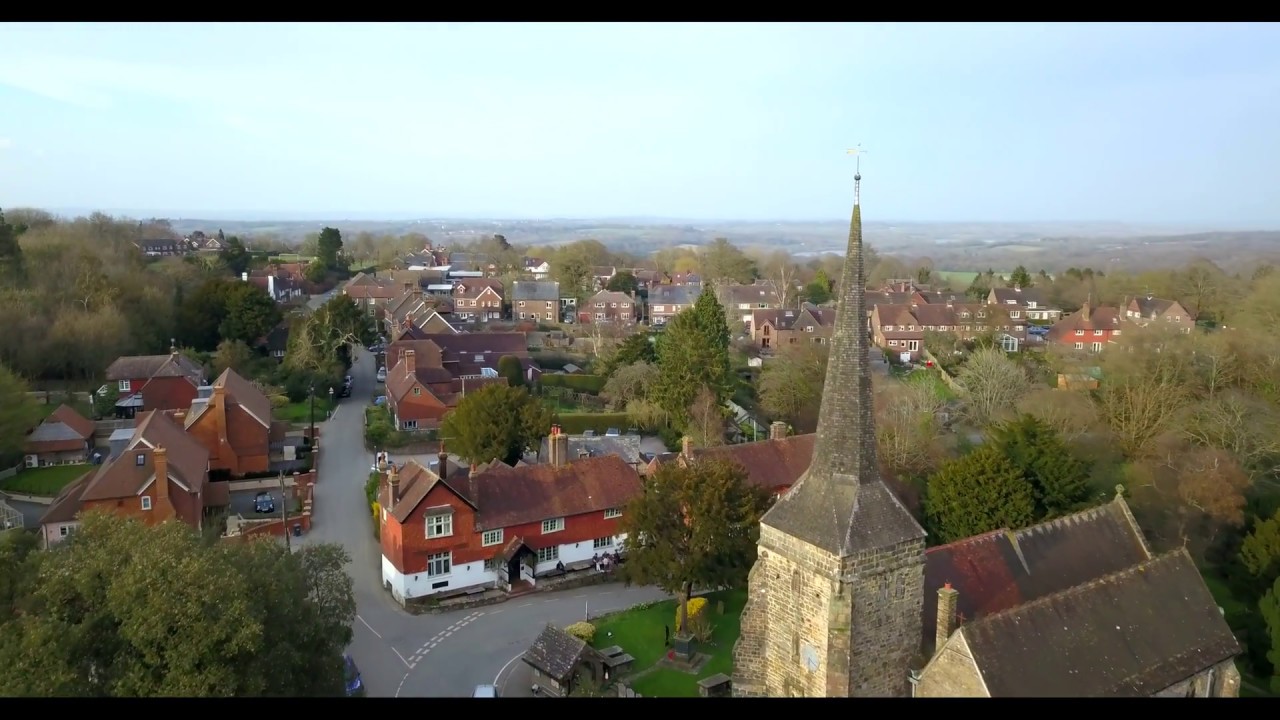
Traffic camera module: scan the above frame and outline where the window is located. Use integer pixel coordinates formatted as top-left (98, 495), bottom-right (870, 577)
top-left (402, 420), bottom-right (418, 430)
top-left (118, 379), bottom-right (131, 392)
top-left (412, 387), bottom-right (421, 396)
top-left (141, 496), bottom-right (152, 511)
top-left (1074, 342), bottom-right (1084, 350)
top-left (427, 552), bottom-right (451, 577)
top-left (518, 300), bottom-right (526, 307)
top-left (135, 453), bottom-right (145, 466)
top-left (653, 305), bottom-right (664, 312)
top-left (888, 340), bottom-right (898, 347)
top-left (482, 529), bottom-right (504, 546)
top-left (907, 340), bottom-right (919, 352)
top-left (604, 508), bottom-right (622, 519)
top-left (1093, 329), bottom-right (1104, 336)
top-left (542, 517), bottom-right (564, 534)
top-left (595, 302), bottom-right (604, 308)
top-left (537, 546), bottom-right (559, 563)
top-left (1075, 329), bottom-right (1084, 336)
top-left (484, 557), bottom-right (498, 571)
top-left (593, 536), bottom-right (614, 549)
top-left (1113, 329), bottom-right (1122, 336)
top-left (59, 525), bottom-right (69, 537)
top-left (426, 512), bottom-right (453, 538)
top-left (1091, 342), bottom-right (1104, 353)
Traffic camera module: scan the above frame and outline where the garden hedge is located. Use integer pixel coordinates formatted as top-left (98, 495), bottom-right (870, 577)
top-left (554, 412), bottom-right (631, 435)
top-left (541, 374), bottom-right (607, 394)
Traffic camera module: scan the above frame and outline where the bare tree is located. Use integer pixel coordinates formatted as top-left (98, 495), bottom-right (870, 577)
top-left (1183, 389), bottom-right (1280, 478)
top-left (762, 250), bottom-right (800, 309)
top-left (875, 381), bottom-right (946, 478)
top-left (1095, 339), bottom-right (1193, 458)
top-left (600, 362), bottom-right (659, 410)
top-left (1189, 332), bottom-right (1242, 401)
top-left (757, 343), bottom-right (827, 432)
top-left (1015, 387), bottom-right (1098, 443)
top-left (1129, 445), bottom-right (1250, 557)
top-left (954, 347), bottom-right (1032, 428)
top-left (685, 386), bottom-right (728, 447)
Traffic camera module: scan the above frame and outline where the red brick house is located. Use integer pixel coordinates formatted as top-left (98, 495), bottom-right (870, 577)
top-left (23, 404), bottom-right (96, 467)
top-left (343, 272), bottom-right (400, 321)
top-left (182, 368), bottom-right (280, 476)
top-left (452, 279), bottom-right (504, 322)
top-left (377, 433), bottom-right (642, 604)
top-left (384, 349), bottom-right (507, 431)
top-left (750, 304), bottom-right (836, 350)
top-left (104, 348), bottom-right (206, 417)
top-left (579, 290), bottom-right (639, 324)
top-left (871, 302), bottom-right (1026, 361)
top-left (1046, 302), bottom-right (1124, 353)
top-left (38, 410), bottom-right (226, 547)
top-left (1124, 295), bottom-right (1195, 334)
top-left (386, 333), bottom-right (534, 383)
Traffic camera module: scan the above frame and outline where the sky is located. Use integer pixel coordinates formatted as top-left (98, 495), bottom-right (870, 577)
top-left (0, 22), bottom-right (1278, 226)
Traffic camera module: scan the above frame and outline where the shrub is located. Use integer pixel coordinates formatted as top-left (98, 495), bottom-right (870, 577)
top-left (676, 597), bottom-right (708, 631)
top-left (370, 502), bottom-right (381, 540)
top-left (687, 611), bottom-right (716, 643)
top-left (555, 412), bottom-right (631, 435)
top-left (542, 374), bottom-right (607, 394)
top-left (565, 621), bottom-right (596, 643)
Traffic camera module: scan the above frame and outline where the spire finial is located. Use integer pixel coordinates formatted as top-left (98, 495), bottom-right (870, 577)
top-left (847, 145), bottom-right (866, 202)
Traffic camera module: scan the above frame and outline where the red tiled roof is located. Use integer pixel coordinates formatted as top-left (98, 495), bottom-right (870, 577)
top-left (473, 455), bottom-right (642, 532)
top-left (689, 435), bottom-right (814, 492)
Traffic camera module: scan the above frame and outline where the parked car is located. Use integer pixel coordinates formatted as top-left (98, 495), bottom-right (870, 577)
top-left (376, 366), bottom-right (387, 383)
top-left (344, 655), bottom-right (365, 697)
top-left (253, 492), bottom-right (275, 514)
top-left (472, 684), bottom-right (498, 698)
top-left (338, 384), bottom-right (352, 398)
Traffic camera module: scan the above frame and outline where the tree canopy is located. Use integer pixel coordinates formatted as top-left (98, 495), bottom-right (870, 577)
top-left (316, 227), bottom-right (344, 271)
top-left (0, 363), bottom-right (42, 461)
top-left (988, 415), bottom-right (1092, 518)
top-left (925, 445), bottom-right (1037, 544)
top-left (619, 458), bottom-right (771, 632)
top-left (0, 514), bottom-right (355, 697)
top-left (652, 288), bottom-right (732, 429)
top-left (440, 383), bottom-right (552, 465)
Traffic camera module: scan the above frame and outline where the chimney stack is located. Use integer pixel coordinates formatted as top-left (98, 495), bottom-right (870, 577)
top-left (405, 349), bottom-right (416, 374)
top-left (769, 421), bottom-right (788, 441)
top-left (549, 425), bottom-right (569, 467)
top-left (681, 436), bottom-right (693, 458)
top-left (935, 583), bottom-right (960, 654)
top-left (438, 442), bottom-right (449, 481)
top-left (152, 447), bottom-right (170, 504)
top-left (388, 463), bottom-right (400, 506)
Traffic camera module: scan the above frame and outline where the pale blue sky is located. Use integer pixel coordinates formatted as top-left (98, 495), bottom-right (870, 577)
top-left (0, 22), bottom-right (1277, 225)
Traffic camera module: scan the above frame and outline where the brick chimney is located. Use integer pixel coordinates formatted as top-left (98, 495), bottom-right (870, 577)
top-left (681, 436), bottom-right (693, 458)
top-left (388, 462), bottom-right (400, 506)
top-left (549, 425), bottom-right (569, 467)
top-left (403, 281), bottom-right (412, 293)
top-left (404, 349), bottom-right (416, 374)
top-left (769, 421), bottom-right (787, 441)
top-left (152, 446), bottom-right (170, 505)
top-left (935, 582), bottom-right (959, 654)
top-left (438, 442), bottom-right (449, 481)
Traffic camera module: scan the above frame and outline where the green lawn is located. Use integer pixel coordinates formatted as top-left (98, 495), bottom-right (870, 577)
top-left (276, 398), bottom-right (335, 424)
top-left (0, 464), bottom-right (93, 496)
top-left (40, 400), bottom-right (96, 420)
top-left (590, 589), bottom-right (746, 697)
top-left (935, 270), bottom-right (978, 289)
top-left (902, 367), bottom-right (957, 401)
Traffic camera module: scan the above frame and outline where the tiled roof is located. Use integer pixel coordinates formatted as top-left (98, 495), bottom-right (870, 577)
top-left (511, 281), bottom-right (561, 302)
top-left (751, 308), bottom-right (802, 331)
top-left (523, 624), bottom-right (589, 682)
top-left (922, 497), bottom-right (1152, 647)
top-left (454, 278), bottom-right (504, 300)
top-left (473, 455), bottom-right (643, 532)
top-left (105, 352), bottom-right (203, 382)
top-left (959, 549), bottom-right (1241, 696)
top-left (423, 332), bottom-right (528, 358)
top-left (387, 459), bottom-right (475, 524)
top-left (721, 283), bottom-right (780, 306)
top-left (1046, 303), bottom-right (1123, 343)
top-left (990, 287), bottom-right (1049, 306)
top-left (122, 411), bottom-right (209, 493)
top-left (649, 284), bottom-right (701, 306)
top-left (212, 368), bottom-right (272, 428)
top-left (587, 290), bottom-right (633, 306)
top-left (689, 435), bottom-right (814, 493)
top-left (1130, 295), bottom-right (1177, 317)
top-left (25, 404), bottom-right (95, 453)
top-left (537, 434), bottom-right (643, 467)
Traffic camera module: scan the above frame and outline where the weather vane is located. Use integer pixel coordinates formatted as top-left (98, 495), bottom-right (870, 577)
top-left (846, 144), bottom-right (867, 174)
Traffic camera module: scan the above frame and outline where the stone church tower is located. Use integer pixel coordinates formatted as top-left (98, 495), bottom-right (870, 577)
top-left (732, 167), bottom-right (927, 697)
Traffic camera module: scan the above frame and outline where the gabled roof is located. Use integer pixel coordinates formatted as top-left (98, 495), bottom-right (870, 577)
top-left (1130, 295), bottom-right (1180, 317)
top-left (721, 283), bottom-right (780, 306)
top-left (473, 455), bottom-right (642, 531)
top-left (418, 312), bottom-right (458, 335)
top-left (25, 404), bottom-right (95, 453)
top-left (105, 352), bottom-right (203, 382)
top-left (649, 284), bottom-right (701, 305)
top-left (122, 411), bottom-right (210, 492)
top-left (511, 281), bottom-right (561, 302)
top-left (213, 368), bottom-right (270, 427)
top-left (586, 290), bottom-right (634, 306)
top-left (1047, 303), bottom-right (1123, 343)
top-left (752, 307), bottom-right (802, 331)
top-left (523, 624), bottom-right (591, 682)
top-left (990, 287), bottom-right (1049, 306)
top-left (453, 278), bottom-right (504, 299)
top-left (958, 549), bottom-right (1240, 696)
top-left (688, 435), bottom-right (814, 493)
top-left (385, 459), bottom-right (475, 524)
top-left (922, 495), bottom-right (1152, 646)
top-left (423, 332), bottom-right (527, 358)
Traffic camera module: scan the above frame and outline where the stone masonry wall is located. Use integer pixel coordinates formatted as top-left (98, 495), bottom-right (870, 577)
top-left (915, 633), bottom-right (987, 697)
top-left (736, 524), bottom-right (925, 697)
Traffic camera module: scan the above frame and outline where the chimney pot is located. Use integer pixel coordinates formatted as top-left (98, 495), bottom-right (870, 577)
top-left (405, 349), bottom-right (416, 374)
top-left (935, 584), bottom-right (960, 655)
top-left (152, 446), bottom-right (170, 502)
top-left (769, 421), bottom-right (788, 441)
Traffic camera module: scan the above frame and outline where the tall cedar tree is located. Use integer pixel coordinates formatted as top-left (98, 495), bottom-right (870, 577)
top-left (496, 354), bottom-right (525, 387)
top-left (925, 444), bottom-right (1037, 544)
top-left (652, 288), bottom-right (733, 429)
top-left (619, 458), bottom-right (771, 633)
top-left (0, 513), bottom-right (355, 697)
top-left (441, 383), bottom-right (552, 465)
top-left (219, 282), bottom-right (283, 347)
top-left (603, 332), bottom-right (657, 377)
top-left (988, 414), bottom-right (1091, 518)
top-left (316, 227), bottom-right (344, 271)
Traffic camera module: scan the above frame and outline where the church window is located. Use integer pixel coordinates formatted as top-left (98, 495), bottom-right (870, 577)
top-left (791, 631), bottom-right (800, 659)
top-left (791, 570), bottom-right (801, 594)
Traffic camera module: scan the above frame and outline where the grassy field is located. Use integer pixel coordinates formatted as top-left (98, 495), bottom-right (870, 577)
top-left (39, 399), bottom-right (96, 420)
top-left (899, 366), bottom-right (958, 401)
top-left (0, 464), bottom-right (93, 496)
top-left (590, 588), bottom-right (746, 697)
top-left (935, 270), bottom-right (978, 289)
top-left (276, 398), bottom-right (335, 424)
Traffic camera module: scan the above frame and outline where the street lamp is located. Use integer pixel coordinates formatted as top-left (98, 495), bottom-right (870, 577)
top-left (308, 384), bottom-right (316, 444)
top-left (329, 387), bottom-right (335, 419)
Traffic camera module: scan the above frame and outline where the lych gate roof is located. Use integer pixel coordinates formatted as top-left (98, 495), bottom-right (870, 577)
top-left (960, 549), bottom-right (1240, 697)
top-left (523, 624), bottom-right (589, 683)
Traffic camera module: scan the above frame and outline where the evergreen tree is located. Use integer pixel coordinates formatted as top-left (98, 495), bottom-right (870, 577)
top-left (1260, 577), bottom-right (1280, 693)
top-left (440, 384), bottom-right (552, 465)
top-left (1009, 265), bottom-right (1033, 289)
top-left (316, 227), bottom-right (344, 271)
top-left (925, 445), bottom-right (1037, 544)
top-left (989, 415), bottom-right (1091, 518)
top-left (652, 287), bottom-right (733, 430)
top-left (496, 355), bottom-right (525, 388)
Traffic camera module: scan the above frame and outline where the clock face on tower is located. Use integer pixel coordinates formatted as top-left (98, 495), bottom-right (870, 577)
top-left (801, 644), bottom-right (820, 673)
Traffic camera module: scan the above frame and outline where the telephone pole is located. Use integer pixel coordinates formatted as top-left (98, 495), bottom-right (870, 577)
top-left (278, 471), bottom-right (291, 553)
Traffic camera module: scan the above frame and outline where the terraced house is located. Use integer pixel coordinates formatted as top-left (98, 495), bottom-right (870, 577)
top-left (579, 290), bottom-right (639, 324)
top-left (376, 433), bottom-right (641, 604)
top-left (871, 301), bottom-right (1026, 361)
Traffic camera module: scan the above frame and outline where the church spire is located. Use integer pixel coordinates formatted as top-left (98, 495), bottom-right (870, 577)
top-left (759, 149), bottom-right (923, 556)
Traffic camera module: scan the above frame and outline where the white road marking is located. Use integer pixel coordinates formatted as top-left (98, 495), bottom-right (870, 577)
top-left (488, 609), bottom-right (504, 615)
top-left (573, 594), bottom-right (586, 598)
top-left (356, 615), bottom-right (383, 639)
top-left (443, 630), bottom-right (452, 637)
top-left (493, 651), bottom-right (526, 687)
top-left (392, 647), bottom-right (412, 669)
top-left (396, 671), bottom-right (410, 698)
top-left (518, 602), bottom-right (533, 608)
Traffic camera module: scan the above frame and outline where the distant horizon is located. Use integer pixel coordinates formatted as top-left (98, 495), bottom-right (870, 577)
top-left (19, 207), bottom-right (1275, 234)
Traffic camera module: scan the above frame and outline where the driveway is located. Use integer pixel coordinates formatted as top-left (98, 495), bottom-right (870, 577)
top-left (228, 489), bottom-right (281, 518)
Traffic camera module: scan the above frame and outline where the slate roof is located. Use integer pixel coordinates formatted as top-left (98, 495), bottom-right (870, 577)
top-left (1129, 295), bottom-right (1179, 318)
top-left (922, 496), bottom-right (1152, 647)
top-left (990, 287), bottom-right (1049, 306)
top-left (959, 549), bottom-right (1241, 697)
top-left (523, 624), bottom-right (590, 683)
top-left (537, 434), bottom-right (643, 467)
top-left (752, 307), bottom-right (803, 331)
top-left (105, 352), bottom-right (203, 382)
top-left (511, 281), bottom-right (561, 302)
top-left (649, 284), bottom-right (701, 306)
top-left (721, 283), bottom-right (780, 306)
top-left (25, 404), bottom-right (95, 453)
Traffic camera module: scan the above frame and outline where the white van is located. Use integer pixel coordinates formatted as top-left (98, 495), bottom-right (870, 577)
top-left (472, 684), bottom-right (498, 698)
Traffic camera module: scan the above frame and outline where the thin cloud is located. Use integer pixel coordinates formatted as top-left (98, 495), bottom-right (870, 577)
top-left (0, 137), bottom-right (12, 150)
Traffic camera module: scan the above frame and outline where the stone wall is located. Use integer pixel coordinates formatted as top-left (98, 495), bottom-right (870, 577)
top-left (734, 524), bottom-right (924, 698)
top-left (915, 633), bottom-right (986, 697)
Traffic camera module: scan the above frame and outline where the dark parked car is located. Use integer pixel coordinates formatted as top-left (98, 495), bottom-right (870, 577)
top-left (253, 492), bottom-right (275, 514)
top-left (344, 655), bottom-right (365, 697)
top-left (338, 384), bottom-right (352, 399)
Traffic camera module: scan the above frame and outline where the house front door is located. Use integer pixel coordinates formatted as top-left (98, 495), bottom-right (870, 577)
top-left (508, 553), bottom-right (522, 584)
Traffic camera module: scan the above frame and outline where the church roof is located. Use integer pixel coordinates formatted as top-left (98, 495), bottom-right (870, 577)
top-left (760, 175), bottom-right (925, 555)
top-left (922, 494), bottom-right (1152, 647)
top-left (958, 549), bottom-right (1240, 696)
